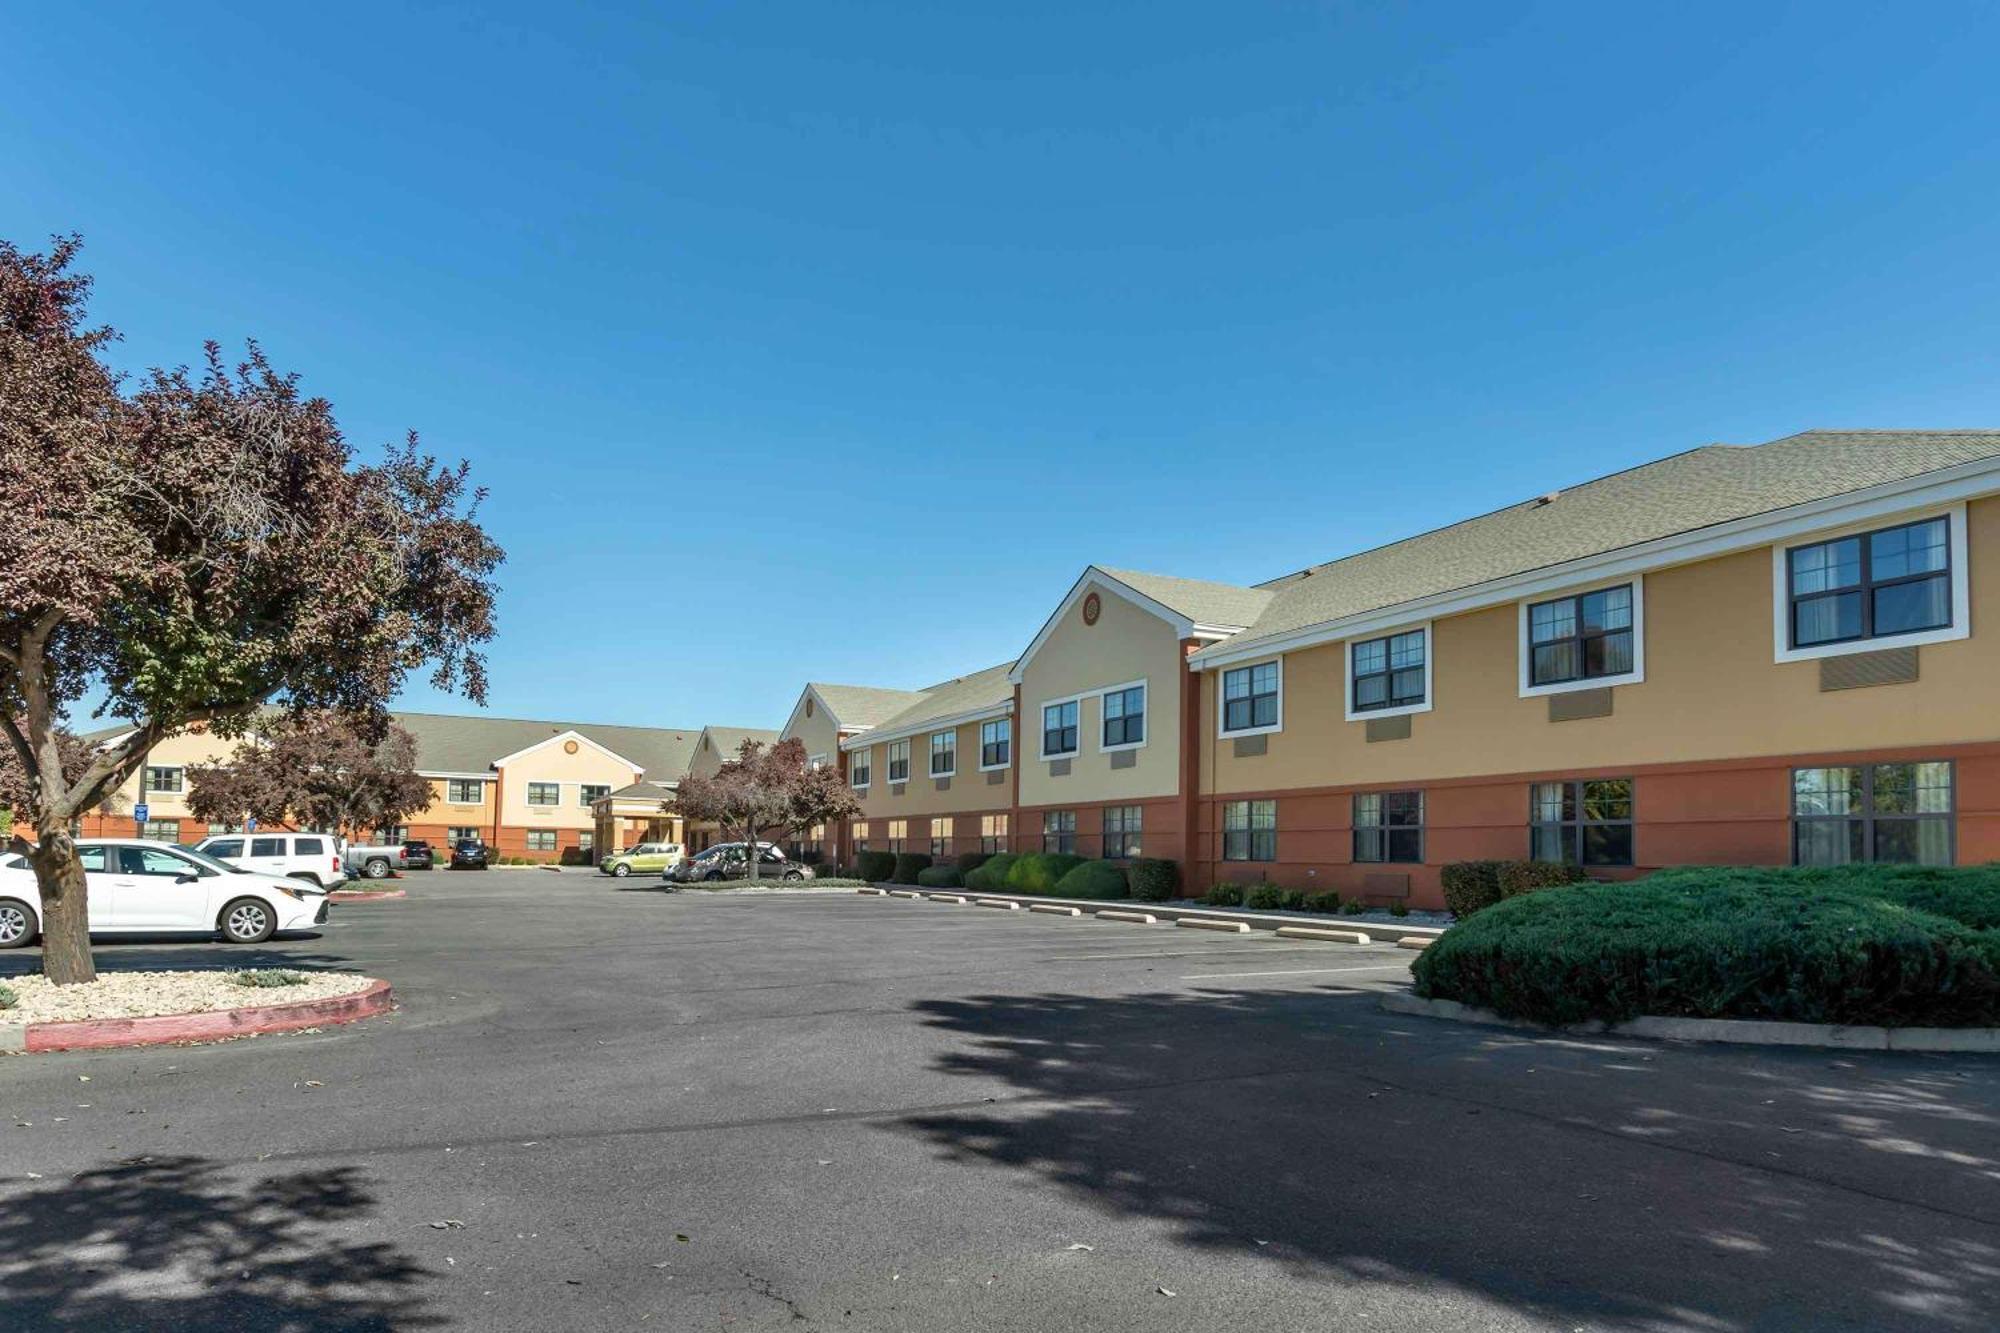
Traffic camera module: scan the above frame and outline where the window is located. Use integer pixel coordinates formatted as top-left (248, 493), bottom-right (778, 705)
top-left (887, 818), bottom-right (907, 853)
top-left (526, 782), bottom-right (561, 807)
top-left (447, 778), bottom-right (485, 804)
top-left (1793, 762), bottom-right (1953, 866)
top-left (120, 845), bottom-right (197, 876)
top-left (250, 837), bottom-right (286, 858)
top-left (1042, 700), bottom-right (1079, 757)
top-left (144, 765), bottom-right (184, 794)
top-left (1788, 516), bottom-right (1952, 650)
top-left (579, 784), bottom-right (610, 807)
top-left (1101, 684), bottom-right (1145, 748)
top-left (1221, 662), bottom-right (1280, 734)
top-left (578, 832), bottom-right (594, 852)
top-left (205, 821), bottom-right (236, 835)
top-left (930, 730), bottom-right (956, 777)
top-left (294, 837), bottom-right (325, 856)
top-left (850, 748), bottom-right (871, 789)
top-left (1530, 779), bottom-right (1634, 866)
top-left (1222, 800), bottom-right (1276, 862)
top-left (1351, 630), bottom-right (1426, 713)
top-left (1353, 791), bottom-right (1423, 863)
top-left (448, 825), bottom-right (481, 843)
top-left (77, 845), bottom-right (107, 872)
top-left (1528, 585), bottom-right (1635, 688)
top-left (139, 821), bottom-right (180, 843)
top-left (980, 719), bottom-right (1011, 769)
top-left (204, 839), bottom-right (244, 859)
top-left (853, 820), bottom-right (870, 854)
top-left (525, 830), bottom-right (558, 852)
top-left (887, 739), bottom-right (911, 784)
top-left (1102, 805), bottom-right (1142, 858)
top-left (368, 826), bottom-right (408, 847)
top-left (980, 814), bottom-right (1009, 854)
top-left (1042, 810), bottom-right (1076, 855)
top-left (930, 816), bottom-right (950, 858)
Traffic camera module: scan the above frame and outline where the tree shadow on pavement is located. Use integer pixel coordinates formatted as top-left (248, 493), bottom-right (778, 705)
top-left (896, 984), bottom-right (2000, 1330)
top-left (0, 943), bottom-right (356, 979)
top-left (0, 1155), bottom-right (439, 1330)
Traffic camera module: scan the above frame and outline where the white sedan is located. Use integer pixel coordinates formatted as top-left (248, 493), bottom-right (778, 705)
top-left (0, 838), bottom-right (331, 948)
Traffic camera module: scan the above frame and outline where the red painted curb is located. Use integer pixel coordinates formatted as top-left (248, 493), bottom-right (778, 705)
top-left (328, 888), bottom-right (407, 902)
top-left (21, 978), bottom-right (395, 1052)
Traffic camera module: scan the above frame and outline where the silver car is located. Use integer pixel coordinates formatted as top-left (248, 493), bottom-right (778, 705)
top-left (665, 843), bottom-right (810, 883)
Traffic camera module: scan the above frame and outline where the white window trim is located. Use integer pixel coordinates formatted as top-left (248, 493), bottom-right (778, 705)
top-left (808, 753), bottom-right (828, 771)
top-left (978, 718), bottom-right (1012, 773)
top-left (1096, 677), bottom-right (1151, 753)
top-left (885, 738), bottom-right (912, 785)
top-left (928, 730), bottom-right (957, 780)
top-left (1038, 692), bottom-right (1085, 761)
top-left (1217, 658), bottom-right (1285, 738)
top-left (1517, 574), bottom-right (1647, 699)
top-left (1770, 501), bottom-right (1970, 664)
top-left (849, 747), bottom-right (872, 791)
top-left (445, 778), bottom-right (487, 806)
top-left (1343, 621), bottom-right (1435, 723)
top-left (576, 784), bottom-right (611, 808)
top-left (525, 780), bottom-right (562, 808)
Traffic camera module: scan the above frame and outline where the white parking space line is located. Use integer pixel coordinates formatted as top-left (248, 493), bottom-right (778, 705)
top-left (1181, 964), bottom-right (1412, 980)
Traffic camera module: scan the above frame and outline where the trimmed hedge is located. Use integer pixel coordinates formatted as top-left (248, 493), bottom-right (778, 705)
top-left (1006, 852), bottom-right (1086, 895)
top-left (1050, 859), bottom-right (1130, 900)
top-left (891, 852), bottom-right (933, 884)
top-left (954, 851), bottom-right (995, 876)
top-left (854, 850), bottom-right (896, 883)
top-left (1413, 868), bottom-right (2000, 1028)
top-left (1440, 861), bottom-right (1507, 917)
top-left (1498, 860), bottom-right (1586, 896)
top-left (1203, 883), bottom-right (1245, 907)
top-left (1128, 858), bottom-right (1180, 902)
top-left (1305, 891), bottom-right (1344, 914)
top-left (1245, 884), bottom-right (1284, 910)
top-left (964, 853), bottom-right (1020, 894)
top-left (916, 865), bottom-right (964, 889)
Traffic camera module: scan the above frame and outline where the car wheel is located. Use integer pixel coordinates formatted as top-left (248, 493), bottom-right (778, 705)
top-left (613, 863), bottom-right (630, 878)
top-left (782, 869), bottom-right (804, 882)
top-left (703, 871), bottom-right (724, 882)
top-left (220, 897), bottom-right (276, 943)
top-left (0, 897), bottom-right (40, 948)
top-left (363, 858), bottom-right (392, 880)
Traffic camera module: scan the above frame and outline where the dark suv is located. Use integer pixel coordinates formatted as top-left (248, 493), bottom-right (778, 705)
top-left (449, 839), bottom-right (491, 870)
top-left (403, 839), bottom-right (435, 871)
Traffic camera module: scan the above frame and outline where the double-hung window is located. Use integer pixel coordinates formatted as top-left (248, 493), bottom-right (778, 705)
top-left (886, 739), bottom-right (910, 784)
top-left (930, 730), bottom-right (956, 777)
top-left (1787, 516), bottom-right (1952, 650)
top-left (1221, 662), bottom-right (1280, 734)
top-left (579, 784), bottom-right (610, 807)
top-left (1528, 585), bottom-right (1635, 688)
top-left (1530, 779), bottom-right (1634, 866)
top-left (1042, 700), bottom-right (1079, 758)
top-left (887, 819), bottom-right (907, 852)
top-left (1102, 805), bottom-right (1142, 858)
top-left (1222, 800), bottom-right (1276, 862)
top-left (525, 830), bottom-right (557, 852)
top-left (1793, 762), bottom-right (1953, 866)
top-left (1102, 685), bottom-right (1145, 748)
top-left (980, 718), bottom-right (1011, 768)
top-left (1351, 631), bottom-right (1426, 713)
top-left (929, 818), bottom-right (951, 858)
top-left (447, 778), bottom-right (485, 804)
top-left (144, 766), bottom-right (184, 794)
top-left (1042, 810), bottom-right (1076, 855)
top-left (448, 825), bottom-right (481, 843)
top-left (1353, 791), bottom-right (1423, 863)
top-left (980, 814), bottom-right (1009, 854)
top-left (849, 748), bottom-right (871, 789)
top-left (526, 781), bottom-right (561, 807)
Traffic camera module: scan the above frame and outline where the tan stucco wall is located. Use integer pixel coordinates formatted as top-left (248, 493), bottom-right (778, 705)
top-left (495, 739), bottom-right (642, 829)
top-left (423, 775), bottom-right (496, 830)
top-left (1017, 579), bottom-right (1184, 808)
top-left (1205, 495), bottom-right (2000, 795)
top-left (102, 726), bottom-right (243, 826)
top-left (850, 718), bottom-right (1013, 823)
top-left (781, 699), bottom-right (843, 767)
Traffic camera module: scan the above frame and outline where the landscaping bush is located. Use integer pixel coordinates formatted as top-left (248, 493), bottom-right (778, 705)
top-left (1278, 888), bottom-right (1308, 911)
top-left (916, 865), bottom-right (963, 889)
top-left (891, 852), bottom-right (933, 884)
top-left (1244, 884), bottom-right (1284, 910)
top-left (954, 851), bottom-right (995, 877)
top-left (1005, 852), bottom-right (1087, 895)
top-left (854, 850), bottom-right (896, 883)
top-left (1440, 861), bottom-right (1508, 917)
top-left (227, 970), bottom-right (307, 988)
top-left (1498, 859), bottom-right (1587, 897)
top-left (1204, 883), bottom-right (1245, 907)
top-left (0, 981), bottom-right (15, 1010)
top-left (1389, 901), bottom-right (1410, 917)
top-left (964, 853), bottom-right (1020, 894)
top-left (1127, 858), bottom-right (1180, 902)
top-left (1413, 871), bottom-right (2000, 1028)
top-left (1304, 891), bottom-right (1344, 914)
top-left (1050, 859), bottom-right (1130, 900)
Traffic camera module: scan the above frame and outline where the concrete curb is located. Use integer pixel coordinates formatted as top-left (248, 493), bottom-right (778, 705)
top-left (854, 885), bottom-right (1445, 941)
top-left (975, 898), bottom-right (1022, 910)
top-left (926, 893), bottom-right (970, 904)
top-left (4, 979), bottom-right (395, 1054)
top-left (328, 888), bottom-right (407, 902)
top-left (855, 887), bottom-right (886, 896)
top-left (1275, 926), bottom-right (1371, 944)
top-left (1177, 917), bottom-right (1250, 934)
top-left (1096, 910), bottom-right (1158, 924)
top-left (888, 890), bottom-right (922, 899)
top-left (1379, 991), bottom-right (2000, 1052)
top-left (1396, 936), bottom-right (1431, 951)
top-left (1029, 904), bottom-right (1082, 916)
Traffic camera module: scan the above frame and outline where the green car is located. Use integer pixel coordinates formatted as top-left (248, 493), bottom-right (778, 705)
top-left (599, 842), bottom-right (685, 878)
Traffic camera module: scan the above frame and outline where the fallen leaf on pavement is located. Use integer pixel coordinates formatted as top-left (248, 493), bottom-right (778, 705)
top-left (1157, 1286), bottom-right (1177, 1297)
top-left (1065, 1244), bottom-right (1094, 1252)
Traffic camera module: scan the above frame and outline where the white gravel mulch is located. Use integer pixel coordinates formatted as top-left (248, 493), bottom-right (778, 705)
top-left (0, 969), bottom-right (378, 1026)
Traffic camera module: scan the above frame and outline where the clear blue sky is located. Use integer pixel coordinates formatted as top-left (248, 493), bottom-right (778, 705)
top-left (10, 3), bottom-right (2000, 732)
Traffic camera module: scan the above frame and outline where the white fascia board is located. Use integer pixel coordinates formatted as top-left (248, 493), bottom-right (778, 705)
top-left (419, 770), bottom-right (495, 782)
top-left (1190, 458), bottom-right (2000, 671)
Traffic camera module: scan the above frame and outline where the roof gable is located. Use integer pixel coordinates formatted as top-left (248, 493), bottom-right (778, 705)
top-left (1006, 566), bottom-right (1265, 684)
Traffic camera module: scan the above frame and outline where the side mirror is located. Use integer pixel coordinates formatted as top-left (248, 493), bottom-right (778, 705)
top-left (176, 872), bottom-right (198, 885)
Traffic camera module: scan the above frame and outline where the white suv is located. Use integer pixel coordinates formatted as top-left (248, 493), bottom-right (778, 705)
top-left (193, 833), bottom-right (348, 888)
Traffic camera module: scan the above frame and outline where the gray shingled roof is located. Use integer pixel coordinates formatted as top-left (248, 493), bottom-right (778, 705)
top-left (1095, 567), bottom-right (1274, 630)
top-left (598, 780), bottom-right (678, 803)
top-left (807, 683), bottom-right (928, 730)
top-left (1202, 430), bottom-right (2000, 658)
top-left (393, 711), bottom-right (704, 779)
top-left (695, 726), bottom-right (782, 762)
top-left (857, 662), bottom-right (1016, 741)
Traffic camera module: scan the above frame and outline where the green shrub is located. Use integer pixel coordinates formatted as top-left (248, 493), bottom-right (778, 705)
top-left (954, 851), bottom-right (995, 876)
top-left (1389, 901), bottom-right (1410, 917)
top-left (1006, 852), bottom-right (1087, 895)
top-left (0, 981), bottom-right (15, 1010)
top-left (854, 850), bottom-right (896, 883)
top-left (1050, 859), bottom-right (1130, 900)
top-left (1127, 858), bottom-right (1180, 902)
top-left (964, 853), bottom-right (1020, 894)
top-left (1413, 872), bottom-right (2000, 1028)
top-left (890, 852), bottom-right (933, 884)
top-left (1244, 884), bottom-right (1284, 910)
top-left (1441, 861), bottom-right (1507, 917)
top-left (1278, 888), bottom-right (1308, 911)
top-left (227, 970), bottom-right (308, 988)
top-left (1204, 883), bottom-right (1245, 907)
top-left (1304, 891), bottom-right (1344, 914)
top-left (1498, 860), bottom-right (1586, 897)
top-left (916, 865), bottom-right (963, 889)
top-left (1644, 863), bottom-right (2000, 929)
top-left (1343, 897), bottom-right (1371, 915)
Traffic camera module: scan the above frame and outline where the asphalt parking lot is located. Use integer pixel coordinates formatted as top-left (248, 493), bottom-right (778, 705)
top-left (2, 869), bottom-right (1998, 1331)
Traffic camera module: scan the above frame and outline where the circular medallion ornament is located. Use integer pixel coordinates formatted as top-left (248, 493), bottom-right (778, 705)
top-left (1082, 592), bottom-right (1101, 626)
top-left (563, 740), bottom-right (579, 755)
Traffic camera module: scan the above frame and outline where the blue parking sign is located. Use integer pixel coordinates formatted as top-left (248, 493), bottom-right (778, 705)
top-left (133, 802), bottom-right (150, 825)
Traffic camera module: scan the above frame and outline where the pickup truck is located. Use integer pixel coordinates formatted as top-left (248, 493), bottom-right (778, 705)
top-left (343, 842), bottom-right (408, 880)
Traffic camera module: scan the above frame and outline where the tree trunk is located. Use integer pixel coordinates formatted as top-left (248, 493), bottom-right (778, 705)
top-left (29, 822), bottom-right (95, 985)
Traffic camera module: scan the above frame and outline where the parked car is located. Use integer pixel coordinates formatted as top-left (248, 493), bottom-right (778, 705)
top-left (342, 842), bottom-right (408, 880)
top-left (193, 832), bottom-right (347, 888)
top-left (666, 842), bottom-right (807, 883)
top-left (599, 841), bottom-right (684, 878)
top-left (449, 838), bottom-right (491, 870)
top-left (402, 838), bottom-right (435, 871)
top-left (0, 839), bottom-right (331, 946)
